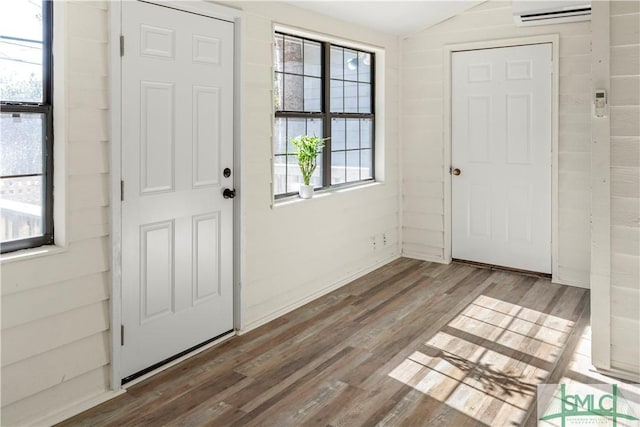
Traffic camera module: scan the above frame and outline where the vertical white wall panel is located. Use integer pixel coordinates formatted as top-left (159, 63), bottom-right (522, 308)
top-left (609, 1), bottom-right (640, 376)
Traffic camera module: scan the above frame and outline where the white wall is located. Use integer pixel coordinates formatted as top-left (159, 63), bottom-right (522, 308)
top-left (232, 2), bottom-right (401, 330)
top-left (1, 1), bottom-right (111, 425)
top-left (609, 0), bottom-right (640, 375)
top-left (400, 0), bottom-right (592, 287)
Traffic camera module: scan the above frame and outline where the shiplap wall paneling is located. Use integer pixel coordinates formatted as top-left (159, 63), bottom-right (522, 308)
top-left (609, 0), bottom-right (640, 375)
top-left (401, 0), bottom-right (592, 287)
top-left (0, 2), bottom-right (111, 425)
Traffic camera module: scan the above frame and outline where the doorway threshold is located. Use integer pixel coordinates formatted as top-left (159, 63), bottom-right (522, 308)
top-left (452, 259), bottom-right (551, 279)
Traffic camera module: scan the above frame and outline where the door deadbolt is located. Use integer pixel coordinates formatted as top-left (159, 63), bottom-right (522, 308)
top-left (452, 168), bottom-right (461, 176)
top-left (223, 168), bottom-right (231, 178)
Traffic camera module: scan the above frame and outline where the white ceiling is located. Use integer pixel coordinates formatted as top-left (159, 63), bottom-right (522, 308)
top-left (283, 1), bottom-right (481, 36)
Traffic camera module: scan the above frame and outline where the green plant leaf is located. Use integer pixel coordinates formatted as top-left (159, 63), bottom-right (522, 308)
top-left (290, 134), bottom-right (329, 186)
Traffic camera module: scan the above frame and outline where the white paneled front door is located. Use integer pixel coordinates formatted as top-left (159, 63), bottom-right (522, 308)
top-left (451, 44), bottom-right (552, 273)
top-left (121, 1), bottom-right (234, 379)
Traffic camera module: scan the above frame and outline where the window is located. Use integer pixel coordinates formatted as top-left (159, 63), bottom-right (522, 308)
top-left (0, 0), bottom-right (54, 253)
top-left (273, 32), bottom-right (374, 198)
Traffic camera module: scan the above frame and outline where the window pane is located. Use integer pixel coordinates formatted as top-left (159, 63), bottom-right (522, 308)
top-left (358, 52), bottom-right (371, 82)
top-left (358, 83), bottom-right (371, 113)
top-left (274, 34), bottom-right (284, 73)
top-left (273, 155), bottom-right (287, 195)
top-left (361, 149), bottom-right (373, 179)
top-left (330, 46), bottom-right (343, 79)
top-left (274, 73), bottom-right (283, 111)
top-left (346, 150), bottom-right (360, 182)
top-left (344, 49), bottom-right (358, 81)
top-left (283, 74), bottom-right (303, 111)
top-left (283, 36), bottom-right (302, 74)
top-left (273, 118), bottom-right (286, 155)
top-left (346, 119), bottom-right (360, 150)
top-left (307, 118), bottom-right (323, 139)
top-left (286, 118), bottom-right (306, 153)
top-left (303, 76), bottom-right (321, 112)
top-left (330, 80), bottom-right (343, 112)
top-left (331, 151), bottom-right (346, 185)
top-left (303, 40), bottom-right (321, 77)
top-left (0, 175), bottom-right (44, 242)
top-left (361, 118), bottom-right (373, 149)
top-left (1, 112), bottom-right (43, 175)
top-left (287, 154), bottom-right (302, 193)
top-left (331, 118), bottom-right (345, 151)
top-left (0, 0), bottom-right (44, 103)
top-left (344, 81), bottom-right (358, 113)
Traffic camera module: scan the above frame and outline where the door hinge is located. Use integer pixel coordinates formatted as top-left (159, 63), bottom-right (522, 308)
top-left (120, 180), bottom-right (124, 201)
top-left (120, 35), bottom-right (124, 57)
top-left (121, 325), bottom-right (125, 346)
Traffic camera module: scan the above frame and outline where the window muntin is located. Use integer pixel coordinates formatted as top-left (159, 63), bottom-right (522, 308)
top-left (1, 0), bottom-right (53, 253)
top-left (274, 32), bottom-right (374, 198)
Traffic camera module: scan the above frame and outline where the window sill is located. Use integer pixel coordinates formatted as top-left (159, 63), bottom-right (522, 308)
top-left (1, 244), bottom-right (67, 264)
top-left (272, 181), bottom-right (382, 208)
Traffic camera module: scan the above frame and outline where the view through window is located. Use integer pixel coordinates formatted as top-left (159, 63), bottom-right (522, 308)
top-left (0, 0), bottom-right (53, 253)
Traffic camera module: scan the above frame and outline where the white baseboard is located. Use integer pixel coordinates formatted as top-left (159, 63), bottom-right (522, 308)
top-left (30, 389), bottom-right (126, 427)
top-left (401, 251), bottom-right (447, 264)
top-left (594, 366), bottom-right (640, 383)
top-left (239, 253), bottom-right (400, 334)
top-left (552, 276), bottom-right (590, 289)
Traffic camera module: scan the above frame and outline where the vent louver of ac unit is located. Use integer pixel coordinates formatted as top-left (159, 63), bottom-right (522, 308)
top-left (513, 1), bottom-right (591, 27)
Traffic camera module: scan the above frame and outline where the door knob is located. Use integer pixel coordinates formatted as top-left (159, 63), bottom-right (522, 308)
top-left (223, 188), bottom-right (236, 199)
top-left (452, 168), bottom-right (461, 176)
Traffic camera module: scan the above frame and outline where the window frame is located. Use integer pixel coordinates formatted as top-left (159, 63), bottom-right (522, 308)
top-left (274, 31), bottom-right (375, 199)
top-left (0, 0), bottom-right (54, 253)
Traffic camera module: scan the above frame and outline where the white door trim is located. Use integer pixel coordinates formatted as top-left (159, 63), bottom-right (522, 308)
top-left (443, 34), bottom-right (561, 282)
top-left (109, 0), bottom-right (243, 391)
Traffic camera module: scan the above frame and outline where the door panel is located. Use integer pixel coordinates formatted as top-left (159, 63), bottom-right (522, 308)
top-left (140, 81), bottom-right (175, 193)
top-left (121, 1), bottom-right (234, 379)
top-left (452, 44), bottom-right (552, 273)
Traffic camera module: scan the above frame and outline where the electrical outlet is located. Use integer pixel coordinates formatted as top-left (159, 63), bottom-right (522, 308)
top-left (382, 233), bottom-right (387, 246)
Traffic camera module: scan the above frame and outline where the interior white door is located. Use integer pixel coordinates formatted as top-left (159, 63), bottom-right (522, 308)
top-left (451, 44), bottom-right (552, 273)
top-left (121, 0), bottom-right (234, 379)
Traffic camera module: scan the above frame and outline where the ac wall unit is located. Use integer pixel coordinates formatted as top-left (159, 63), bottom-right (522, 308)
top-left (513, 1), bottom-right (591, 26)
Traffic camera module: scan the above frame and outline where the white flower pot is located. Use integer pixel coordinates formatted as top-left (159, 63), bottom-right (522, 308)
top-left (299, 184), bottom-right (314, 199)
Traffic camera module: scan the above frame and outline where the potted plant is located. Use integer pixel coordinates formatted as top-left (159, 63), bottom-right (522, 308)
top-left (291, 134), bottom-right (328, 199)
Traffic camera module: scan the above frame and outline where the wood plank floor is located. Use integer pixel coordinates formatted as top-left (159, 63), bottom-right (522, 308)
top-left (58, 258), bottom-right (634, 426)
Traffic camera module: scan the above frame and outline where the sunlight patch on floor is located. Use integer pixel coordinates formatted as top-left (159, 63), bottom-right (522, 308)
top-left (388, 294), bottom-right (576, 426)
